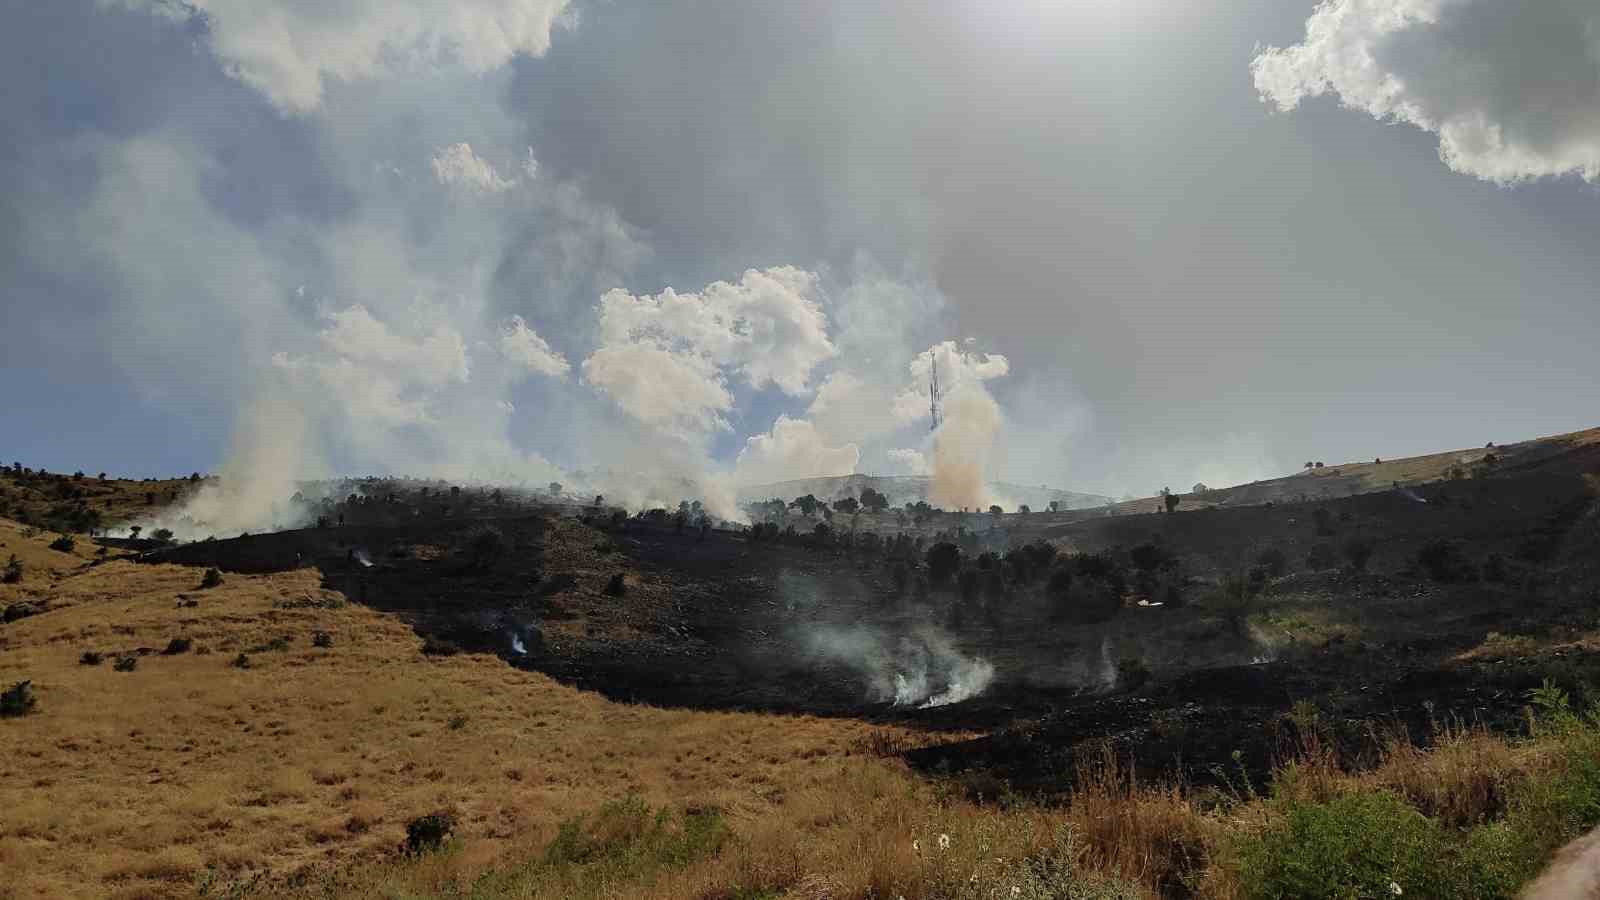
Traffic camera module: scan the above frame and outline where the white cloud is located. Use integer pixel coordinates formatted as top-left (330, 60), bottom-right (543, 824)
top-left (887, 447), bottom-right (930, 476)
top-left (317, 304), bottom-right (470, 387)
top-left (499, 315), bottom-right (569, 377)
top-left (432, 143), bottom-right (516, 193)
top-left (1253, 0), bottom-right (1600, 183)
top-left (582, 267), bottom-right (837, 441)
top-left (581, 342), bottom-right (733, 440)
top-left (594, 266), bottom-right (835, 395)
top-left (806, 371), bottom-right (900, 444)
top-left (892, 340), bottom-right (1009, 425)
top-left (108, 0), bottom-right (571, 113)
top-left (734, 415), bottom-right (860, 486)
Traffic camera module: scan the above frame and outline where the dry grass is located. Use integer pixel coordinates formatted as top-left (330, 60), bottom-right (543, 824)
top-left (0, 542), bottom-right (953, 899)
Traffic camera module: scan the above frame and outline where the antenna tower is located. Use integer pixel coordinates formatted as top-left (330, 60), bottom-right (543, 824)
top-left (928, 352), bottom-right (942, 432)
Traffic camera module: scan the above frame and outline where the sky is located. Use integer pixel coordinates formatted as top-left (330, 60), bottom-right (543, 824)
top-left (3, 0), bottom-right (1599, 512)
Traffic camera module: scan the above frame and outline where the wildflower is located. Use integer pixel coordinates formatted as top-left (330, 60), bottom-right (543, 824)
top-left (938, 833), bottom-right (951, 850)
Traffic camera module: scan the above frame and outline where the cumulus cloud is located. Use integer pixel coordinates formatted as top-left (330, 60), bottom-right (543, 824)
top-left (582, 267), bottom-right (836, 439)
top-left (886, 447), bottom-right (930, 476)
top-left (1253, 0), bottom-right (1600, 183)
top-left (432, 142), bottom-right (517, 193)
top-left (499, 315), bottom-right (569, 377)
top-left (581, 342), bottom-right (734, 439)
top-left (110, 0), bottom-right (572, 113)
top-left (734, 415), bottom-right (860, 486)
top-left (892, 340), bottom-right (1009, 425)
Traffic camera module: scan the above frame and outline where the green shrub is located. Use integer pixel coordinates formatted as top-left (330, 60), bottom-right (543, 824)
top-left (199, 567), bottom-right (224, 589)
top-left (2, 555), bottom-right (21, 584)
top-left (404, 811), bottom-right (456, 855)
top-left (1228, 791), bottom-right (1445, 899)
top-left (112, 655), bottom-right (137, 672)
top-left (48, 535), bottom-right (75, 553)
top-left (0, 680), bottom-right (36, 718)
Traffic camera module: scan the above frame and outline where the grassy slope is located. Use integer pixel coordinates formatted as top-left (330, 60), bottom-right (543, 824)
top-left (0, 468), bottom-right (197, 534)
top-left (0, 521), bottom-right (962, 900)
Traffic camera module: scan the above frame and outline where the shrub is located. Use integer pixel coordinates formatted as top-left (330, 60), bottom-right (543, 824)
top-left (312, 631), bottom-right (333, 648)
top-left (1342, 536), bottom-right (1377, 573)
top-left (603, 573), bottom-right (627, 597)
top-left (1129, 542), bottom-right (1171, 573)
top-left (151, 528), bottom-right (173, 544)
top-left (1227, 791), bottom-right (1445, 899)
top-left (161, 637), bottom-right (192, 655)
top-left (113, 655), bottom-right (138, 672)
top-left (199, 567), bottom-right (223, 589)
top-left (1116, 657), bottom-right (1150, 692)
top-left (958, 569), bottom-right (980, 603)
top-left (2, 555), bottom-right (21, 584)
top-left (0, 681), bottom-right (36, 718)
top-left (231, 653), bottom-right (252, 669)
top-left (79, 650), bottom-right (103, 666)
top-left (48, 535), bottom-right (75, 553)
top-left (925, 542), bottom-right (962, 585)
top-left (421, 636), bottom-right (460, 657)
top-left (3, 601), bottom-right (42, 623)
top-left (404, 812), bottom-right (456, 855)
top-left (1417, 540), bottom-right (1477, 582)
top-left (1256, 547), bottom-right (1288, 578)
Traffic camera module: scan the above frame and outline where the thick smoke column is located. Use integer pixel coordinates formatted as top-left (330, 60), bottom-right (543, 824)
top-left (137, 390), bottom-right (323, 539)
top-left (928, 382), bottom-right (1001, 511)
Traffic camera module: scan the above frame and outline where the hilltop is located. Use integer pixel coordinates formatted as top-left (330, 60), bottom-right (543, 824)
top-left (737, 473), bottom-right (1113, 513)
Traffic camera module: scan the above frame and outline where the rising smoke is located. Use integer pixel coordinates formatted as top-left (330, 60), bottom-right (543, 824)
top-left (803, 624), bottom-right (996, 709)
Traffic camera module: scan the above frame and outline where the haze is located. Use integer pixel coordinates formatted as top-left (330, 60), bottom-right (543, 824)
top-left (4, 0), bottom-right (1598, 510)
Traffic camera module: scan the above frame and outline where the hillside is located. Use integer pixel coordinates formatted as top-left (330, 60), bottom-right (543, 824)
top-left (736, 473), bottom-right (1113, 512)
top-left (4, 423), bottom-right (1600, 897)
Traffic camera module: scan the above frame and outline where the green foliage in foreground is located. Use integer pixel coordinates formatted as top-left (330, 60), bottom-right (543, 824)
top-left (1227, 686), bottom-right (1600, 899)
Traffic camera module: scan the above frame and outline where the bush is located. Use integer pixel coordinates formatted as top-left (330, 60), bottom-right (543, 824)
top-left (199, 567), bottom-right (223, 589)
top-left (1062, 576), bottom-right (1122, 624)
top-left (48, 535), bottom-right (75, 553)
top-left (925, 542), bottom-right (962, 585)
top-left (958, 568), bottom-right (980, 603)
top-left (603, 573), bottom-right (627, 597)
top-left (404, 812), bottom-right (456, 855)
top-left (79, 650), bottom-right (103, 666)
top-left (1129, 542), bottom-right (1172, 573)
top-left (312, 631), bottom-right (333, 648)
top-left (161, 637), bottom-right (192, 655)
top-left (1228, 791), bottom-right (1445, 899)
top-left (421, 636), bottom-right (460, 657)
top-left (2, 555), bottom-right (21, 584)
top-left (1416, 540), bottom-right (1477, 583)
top-left (230, 653), bottom-right (252, 669)
top-left (113, 655), bottom-right (138, 672)
top-left (0, 681), bottom-right (36, 718)
top-left (1342, 536), bottom-right (1377, 573)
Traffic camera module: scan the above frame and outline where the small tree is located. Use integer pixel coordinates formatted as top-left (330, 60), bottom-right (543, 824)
top-left (859, 488), bottom-right (890, 514)
top-left (789, 494), bottom-right (821, 518)
top-left (1164, 492), bottom-right (1180, 514)
top-left (2, 556), bottom-right (21, 584)
top-left (548, 482), bottom-right (563, 496)
top-left (833, 497), bottom-right (860, 515)
top-left (925, 542), bottom-right (962, 585)
top-left (128, 525), bottom-right (142, 541)
top-left (989, 504), bottom-right (1003, 517)
top-left (1049, 501), bottom-right (1060, 512)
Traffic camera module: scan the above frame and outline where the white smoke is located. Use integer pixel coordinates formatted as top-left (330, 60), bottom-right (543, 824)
top-left (733, 415), bottom-right (860, 486)
top-left (1253, 0), bottom-right (1600, 183)
top-left (804, 624), bottom-right (996, 709)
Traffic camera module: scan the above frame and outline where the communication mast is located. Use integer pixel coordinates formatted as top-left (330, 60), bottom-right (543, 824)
top-left (928, 352), bottom-right (942, 432)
